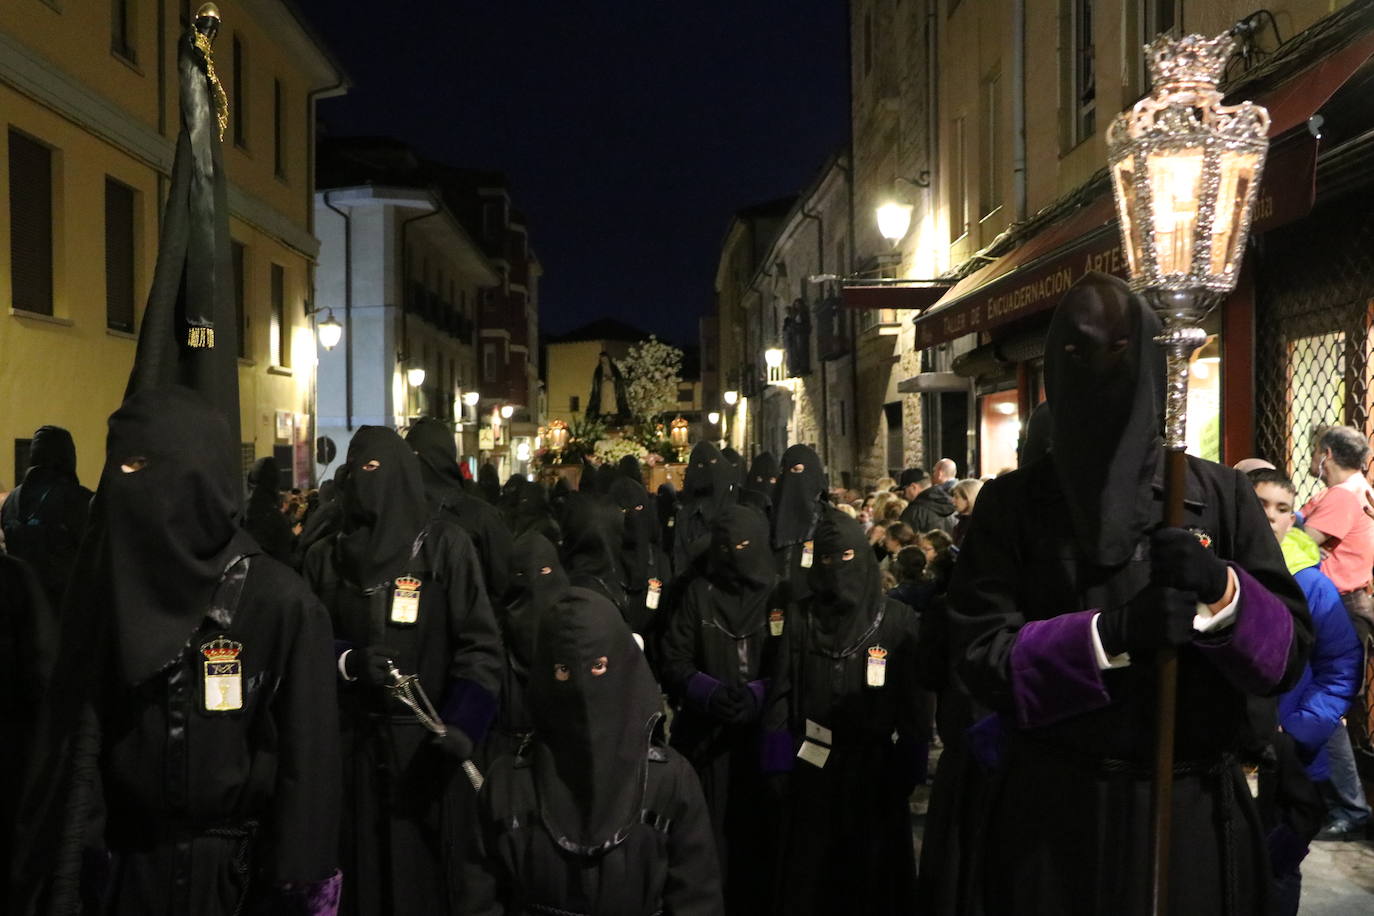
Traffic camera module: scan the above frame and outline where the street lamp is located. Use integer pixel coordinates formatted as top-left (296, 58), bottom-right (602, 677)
top-left (723, 390), bottom-right (739, 406)
top-left (876, 201), bottom-right (914, 244)
top-left (406, 364), bottom-right (426, 388)
top-left (500, 404), bottom-right (514, 419)
top-left (1106, 29), bottom-right (1269, 910)
top-left (763, 348), bottom-right (784, 370)
top-left (316, 309), bottom-right (343, 350)
top-left (707, 411), bottom-right (720, 426)
top-left (462, 391), bottom-right (480, 408)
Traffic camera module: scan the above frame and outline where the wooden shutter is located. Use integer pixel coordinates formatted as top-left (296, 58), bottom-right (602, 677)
top-left (270, 263), bottom-right (288, 367)
top-left (8, 131), bottom-right (53, 316)
top-left (105, 177), bottom-right (136, 331)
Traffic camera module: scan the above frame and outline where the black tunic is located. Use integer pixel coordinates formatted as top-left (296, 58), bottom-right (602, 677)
top-left (460, 743), bottom-right (722, 916)
top-left (660, 574), bottom-right (785, 914)
top-left (100, 552), bottom-right (342, 916)
top-left (763, 595), bottom-right (922, 915)
top-left (945, 455), bottom-right (1312, 915)
top-left (304, 520), bottom-right (503, 916)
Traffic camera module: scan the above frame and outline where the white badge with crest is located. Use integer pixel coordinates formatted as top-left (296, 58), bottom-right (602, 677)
top-left (800, 540), bottom-right (814, 568)
top-left (391, 576), bottom-right (422, 625)
top-left (866, 645), bottom-right (888, 687)
top-left (646, 578), bottom-right (662, 610)
top-left (202, 637), bottom-right (244, 712)
top-left (769, 608), bottom-right (784, 637)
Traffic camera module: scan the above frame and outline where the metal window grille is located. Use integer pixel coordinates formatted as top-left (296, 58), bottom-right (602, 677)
top-left (1255, 191), bottom-right (1374, 509)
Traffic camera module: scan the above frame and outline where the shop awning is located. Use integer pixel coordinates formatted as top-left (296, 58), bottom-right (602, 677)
top-left (840, 281), bottom-right (952, 311)
top-left (907, 28), bottom-right (1374, 350)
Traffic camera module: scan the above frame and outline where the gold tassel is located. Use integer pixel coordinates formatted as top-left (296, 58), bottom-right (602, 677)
top-left (187, 327), bottom-right (215, 348)
top-left (193, 30), bottom-right (229, 142)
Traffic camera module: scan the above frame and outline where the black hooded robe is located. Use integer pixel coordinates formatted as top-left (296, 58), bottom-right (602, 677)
top-left (243, 456), bottom-right (297, 564)
top-left (761, 510), bottom-right (922, 916)
top-left (303, 427), bottom-right (503, 916)
top-left (770, 445), bottom-right (828, 601)
top-left (459, 588), bottom-right (723, 916)
top-left (609, 477), bottom-right (672, 639)
top-left (660, 505), bottom-right (784, 914)
top-left (406, 418), bottom-right (516, 605)
top-left (943, 274), bottom-right (1312, 916)
top-left (739, 452), bottom-right (777, 518)
top-left (0, 425), bottom-right (93, 607)
top-left (559, 492), bottom-right (630, 617)
top-left (673, 443), bottom-right (735, 574)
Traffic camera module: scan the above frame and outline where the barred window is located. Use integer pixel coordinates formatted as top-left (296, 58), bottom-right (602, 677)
top-left (105, 177), bottom-right (136, 332)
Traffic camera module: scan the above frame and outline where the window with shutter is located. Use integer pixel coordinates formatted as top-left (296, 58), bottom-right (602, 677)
top-left (270, 263), bottom-right (288, 367)
top-left (8, 131), bottom-right (54, 316)
top-left (232, 35), bottom-right (247, 149)
top-left (105, 177), bottom-right (136, 332)
top-left (273, 78), bottom-right (285, 179)
top-left (232, 241), bottom-right (247, 358)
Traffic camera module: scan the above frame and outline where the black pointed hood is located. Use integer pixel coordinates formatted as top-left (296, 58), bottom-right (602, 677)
top-left (527, 587), bottom-right (662, 852)
top-left (744, 451), bottom-right (779, 497)
top-left (505, 532), bottom-right (570, 673)
top-left (719, 447), bottom-right (746, 490)
top-left (559, 492), bottom-right (627, 607)
top-left (807, 508), bottom-right (882, 648)
top-left (1045, 272), bottom-right (1164, 567)
top-left (772, 444), bottom-right (827, 548)
top-left (682, 441), bottom-right (733, 519)
top-left (705, 505), bottom-right (775, 631)
top-left (99, 387), bottom-right (252, 685)
top-left (405, 417), bottom-right (464, 507)
top-left (337, 426), bottom-right (429, 589)
top-left (617, 454), bottom-right (644, 485)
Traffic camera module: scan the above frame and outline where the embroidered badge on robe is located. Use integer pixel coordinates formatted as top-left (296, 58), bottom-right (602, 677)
top-left (391, 576), bottom-right (421, 625)
top-left (202, 637), bottom-right (244, 712)
top-left (646, 578), bottom-right (662, 610)
top-left (866, 644), bottom-right (888, 687)
top-left (800, 540), bottom-right (814, 568)
top-left (769, 608), bottom-right (785, 637)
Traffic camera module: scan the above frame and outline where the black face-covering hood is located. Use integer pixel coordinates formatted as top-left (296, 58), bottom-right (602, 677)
top-left (772, 444), bottom-right (828, 548)
top-left (719, 447), bottom-right (745, 490)
top-left (706, 505), bottom-right (775, 630)
top-left (99, 387), bottom-right (251, 685)
top-left (745, 451), bottom-right (779, 496)
top-left (609, 476), bottom-right (656, 577)
top-left (25, 425), bottom-right (79, 484)
top-left (592, 464), bottom-right (620, 496)
top-left (1019, 401), bottom-right (1054, 467)
top-left (245, 455), bottom-right (280, 512)
top-left (807, 508), bottom-right (882, 647)
top-left (617, 455), bottom-right (643, 485)
top-left (1045, 272), bottom-right (1164, 568)
top-left (559, 492), bottom-right (627, 598)
top-left (338, 426), bottom-right (429, 589)
top-left (405, 417), bottom-right (464, 500)
top-left (527, 587), bottom-right (662, 852)
top-left (477, 463), bottom-right (501, 503)
top-left (683, 441), bottom-right (734, 518)
top-left (505, 532), bottom-right (570, 672)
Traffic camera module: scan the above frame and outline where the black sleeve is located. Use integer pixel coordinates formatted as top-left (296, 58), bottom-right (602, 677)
top-left (456, 770), bottom-right (510, 916)
top-left (658, 583), bottom-right (703, 701)
top-left (662, 755), bottom-right (725, 916)
top-left (892, 604), bottom-right (925, 746)
top-left (477, 509), bottom-right (515, 605)
top-left (441, 528), bottom-right (505, 739)
top-left (268, 592), bottom-right (342, 884)
top-left (911, 596), bottom-right (951, 693)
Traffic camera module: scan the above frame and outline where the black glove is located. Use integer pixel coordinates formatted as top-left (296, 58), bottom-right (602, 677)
top-left (345, 644), bottom-right (400, 687)
top-left (432, 727), bottom-right (474, 761)
top-left (726, 684), bottom-right (764, 725)
top-left (1097, 585), bottom-right (1196, 656)
top-left (707, 685), bottom-right (745, 722)
top-left (1149, 527), bottom-right (1230, 604)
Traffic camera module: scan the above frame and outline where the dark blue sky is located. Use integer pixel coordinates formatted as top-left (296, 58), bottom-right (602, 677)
top-left (295, 0), bottom-right (850, 346)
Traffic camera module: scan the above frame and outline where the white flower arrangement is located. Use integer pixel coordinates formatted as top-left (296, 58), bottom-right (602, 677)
top-left (594, 438), bottom-right (649, 465)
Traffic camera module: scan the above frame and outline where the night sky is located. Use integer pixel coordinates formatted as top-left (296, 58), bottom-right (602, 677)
top-left (293, 0), bottom-right (850, 347)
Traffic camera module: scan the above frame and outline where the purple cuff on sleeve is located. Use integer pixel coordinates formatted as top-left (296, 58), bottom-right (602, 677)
top-left (685, 671), bottom-right (723, 710)
top-left (760, 729), bottom-right (796, 773)
top-left (967, 714), bottom-right (1007, 772)
top-left (272, 869), bottom-right (342, 916)
top-left (746, 678), bottom-right (769, 707)
top-left (439, 678), bottom-right (498, 743)
top-left (1009, 610), bottom-right (1113, 729)
top-left (1193, 563), bottom-right (1295, 694)
top-left (332, 640), bottom-right (353, 661)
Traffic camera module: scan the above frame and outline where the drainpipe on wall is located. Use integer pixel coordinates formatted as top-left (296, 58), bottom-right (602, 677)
top-left (801, 202), bottom-right (827, 466)
top-left (322, 191), bottom-right (353, 432)
top-left (399, 203), bottom-right (442, 419)
top-left (1011, 0), bottom-right (1028, 222)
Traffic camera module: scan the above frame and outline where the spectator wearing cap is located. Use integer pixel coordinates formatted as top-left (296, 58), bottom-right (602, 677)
top-left (897, 467), bottom-right (956, 536)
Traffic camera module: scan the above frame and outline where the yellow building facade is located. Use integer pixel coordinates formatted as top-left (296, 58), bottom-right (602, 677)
top-left (0, 0), bottom-right (343, 487)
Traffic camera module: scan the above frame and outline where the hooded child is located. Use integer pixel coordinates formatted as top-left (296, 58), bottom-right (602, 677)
top-left (0, 425), bottom-right (94, 606)
top-left (87, 389), bottom-right (343, 915)
top-left (459, 588), bottom-right (723, 915)
top-left (406, 417), bottom-right (516, 604)
top-left (770, 444), bottom-right (828, 600)
top-left (739, 451), bottom-right (778, 517)
top-left (760, 508), bottom-right (923, 915)
top-left (303, 426), bottom-right (503, 916)
top-left (660, 504), bottom-right (785, 914)
top-left (945, 272), bottom-right (1312, 915)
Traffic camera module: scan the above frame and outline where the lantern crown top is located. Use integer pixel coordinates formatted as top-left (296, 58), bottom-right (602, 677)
top-left (1146, 32), bottom-right (1234, 91)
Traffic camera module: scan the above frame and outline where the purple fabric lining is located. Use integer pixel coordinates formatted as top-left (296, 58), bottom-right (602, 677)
top-left (1193, 564), bottom-right (1294, 694)
top-left (966, 714), bottom-right (1006, 772)
top-left (269, 869), bottom-right (342, 916)
top-left (439, 678), bottom-right (498, 743)
top-left (1009, 609), bottom-right (1113, 729)
top-left (685, 671), bottom-right (722, 710)
top-left (760, 729), bottom-right (796, 773)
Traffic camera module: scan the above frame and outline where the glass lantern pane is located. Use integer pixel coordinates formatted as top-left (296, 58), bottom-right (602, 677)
top-left (1111, 159), bottom-right (1144, 277)
top-left (1146, 148), bottom-right (1204, 276)
top-left (1210, 151), bottom-right (1260, 276)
